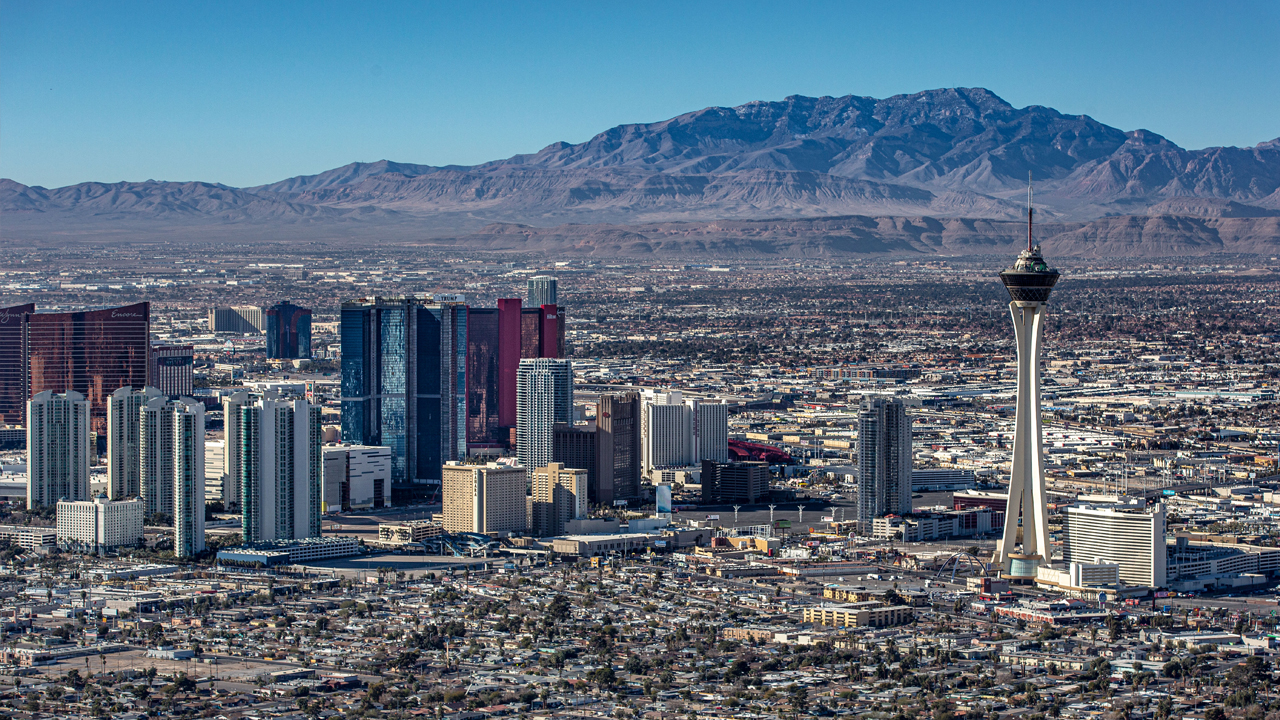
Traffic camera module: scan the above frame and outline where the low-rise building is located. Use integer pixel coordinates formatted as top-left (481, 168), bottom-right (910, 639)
top-left (56, 495), bottom-right (144, 553)
top-left (803, 602), bottom-right (914, 628)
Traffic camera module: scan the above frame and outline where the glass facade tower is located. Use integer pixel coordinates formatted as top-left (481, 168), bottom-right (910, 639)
top-left (341, 297), bottom-right (467, 502)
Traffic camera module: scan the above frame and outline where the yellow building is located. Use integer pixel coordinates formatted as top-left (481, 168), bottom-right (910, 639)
top-left (803, 601), bottom-right (914, 628)
top-left (441, 462), bottom-right (527, 535)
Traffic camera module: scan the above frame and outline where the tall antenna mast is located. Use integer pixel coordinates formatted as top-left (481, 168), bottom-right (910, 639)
top-left (1027, 172), bottom-right (1034, 252)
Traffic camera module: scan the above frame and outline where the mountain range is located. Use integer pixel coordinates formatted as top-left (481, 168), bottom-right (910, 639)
top-left (4, 87), bottom-right (1280, 256)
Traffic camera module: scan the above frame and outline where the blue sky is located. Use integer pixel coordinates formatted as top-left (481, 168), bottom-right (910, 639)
top-left (3, 1), bottom-right (1278, 188)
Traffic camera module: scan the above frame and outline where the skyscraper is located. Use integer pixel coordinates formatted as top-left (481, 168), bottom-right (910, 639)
top-left (993, 203), bottom-right (1061, 578)
top-left (163, 398), bottom-right (206, 558)
top-left (527, 275), bottom-right (558, 308)
top-left (595, 392), bottom-right (640, 504)
top-left (0, 303), bottom-right (34, 426)
top-left (855, 397), bottom-right (912, 532)
top-left (520, 304), bottom-right (566, 359)
top-left (27, 390), bottom-right (90, 507)
top-left (107, 386), bottom-right (161, 500)
top-left (225, 391), bottom-right (322, 542)
top-left (531, 462), bottom-right (587, 537)
top-left (148, 345), bottom-right (194, 396)
top-left (265, 301), bottom-right (312, 359)
top-left (516, 359), bottom-right (572, 480)
top-left (22, 302), bottom-right (150, 435)
top-left (340, 297), bottom-right (467, 502)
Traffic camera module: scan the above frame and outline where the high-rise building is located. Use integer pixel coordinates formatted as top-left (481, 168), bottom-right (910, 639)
top-left (520, 305), bottom-right (566, 359)
top-left (701, 460), bottom-right (769, 505)
top-left (1063, 501), bottom-right (1166, 587)
top-left (516, 359), bottom-right (572, 480)
top-left (321, 444), bottom-right (391, 512)
top-left (640, 391), bottom-right (728, 473)
top-left (208, 306), bottom-right (264, 334)
top-left (107, 386), bottom-right (161, 500)
top-left (137, 396), bottom-right (206, 552)
top-left (148, 345), bottom-right (194, 396)
top-left (205, 439), bottom-right (227, 506)
top-left (441, 461), bottom-right (527, 535)
top-left (527, 276), bottom-right (558, 308)
top-left (553, 425), bottom-right (596, 495)
top-left (340, 297), bottom-right (467, 501)
top-left (531, 462), bottom-right (587, 537)
top-left (0, 303), bottom-right (35, 426)
top-left (21, 302), bottom-right (150, 435)
top-left (56, 495), bottom-right (144, 553)
top-left (855, 397), bottom-right (912, 532)
top-left (993, 209), bottom-right (1061, 577)
top-left (225, 391), bottom-right (322, 542)
top-left (27, 390), bottom-right (90, 507)
top-left (595, 392), bottom-right (640, 504)
top-left (644, 397), bottom-right (689, 471)
top-left (265, 301), bottom-right (312, 359)
top-left (467, 299), bottom-right (559, 448)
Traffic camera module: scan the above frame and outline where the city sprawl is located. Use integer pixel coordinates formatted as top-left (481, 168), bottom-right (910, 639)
top-left (0, 241), bottom-right (1279, 720)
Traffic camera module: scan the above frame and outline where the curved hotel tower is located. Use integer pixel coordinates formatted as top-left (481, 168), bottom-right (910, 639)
top-left (993, 200), bottom-right (1061, 579)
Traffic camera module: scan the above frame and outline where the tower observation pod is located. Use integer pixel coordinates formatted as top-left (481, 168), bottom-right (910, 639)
top-left (993, 195), bottom-right (1060, 580)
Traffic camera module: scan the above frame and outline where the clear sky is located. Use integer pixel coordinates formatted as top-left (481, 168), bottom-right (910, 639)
top-left (3, 1), bottom-right (1278, 189)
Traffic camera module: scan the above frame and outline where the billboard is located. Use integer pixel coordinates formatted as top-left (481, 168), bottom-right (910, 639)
top-left (656, 484), bottom-right (672, 515)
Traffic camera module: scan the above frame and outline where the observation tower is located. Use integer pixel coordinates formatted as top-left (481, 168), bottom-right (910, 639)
top-left (993, 188), bottom-right (1060, 580)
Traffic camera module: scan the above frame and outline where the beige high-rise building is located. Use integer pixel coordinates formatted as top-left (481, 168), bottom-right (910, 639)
top-left (441, 462), bottom-right (527, 536)
top-left (531, 462), bottom-right (587, 537)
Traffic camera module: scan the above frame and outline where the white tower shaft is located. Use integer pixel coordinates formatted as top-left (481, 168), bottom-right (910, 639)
top-left (996, 300), bottom-right (1053, 571)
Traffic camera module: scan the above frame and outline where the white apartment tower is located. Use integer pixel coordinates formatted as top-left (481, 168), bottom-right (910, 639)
top-left (225, 391), bottom-right (322, 543)
top-left (516, 359), bottom-right (572, 479)
top-left (107, 386), bottom-right (161, 499)
top-left (27, 390), bottom-right (90, 507)
top-left (855, 397), bottom-right (913, 532)
top-left (138, 397), bottom-right (206, 555)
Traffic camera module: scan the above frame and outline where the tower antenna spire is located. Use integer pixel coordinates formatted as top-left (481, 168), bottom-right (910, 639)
top-left (1027, 172), bottom-right (1034, 252)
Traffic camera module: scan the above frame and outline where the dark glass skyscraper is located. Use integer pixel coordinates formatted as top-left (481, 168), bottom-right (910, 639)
top-left (0, 304), bottom-right (35, 426)
top-left (341, 297), bottom-right (466, 502)
top-left (22, 302), bottom-right (150, 435)
top-left (466, 308), bottom-right (501, 444)
top-left (595, 392), bottom-right (640, 504)
top-left (265, 301), bottom-right (312, 359)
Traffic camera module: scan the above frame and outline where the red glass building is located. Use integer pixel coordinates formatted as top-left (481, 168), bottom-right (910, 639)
top-left (466, 299), bottom-right (565, 449)
top-left (0, 304), bottom-right (35, 426)
top-left (24, 302), bottom-right (150, 434)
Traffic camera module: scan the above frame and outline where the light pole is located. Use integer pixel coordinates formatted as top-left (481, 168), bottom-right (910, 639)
top-left (768, 505), bottom-right (776, 525)
top-left (797, 506), bottom-right (804, 525)
top-left (733, 506), bottom-right (741, 524)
